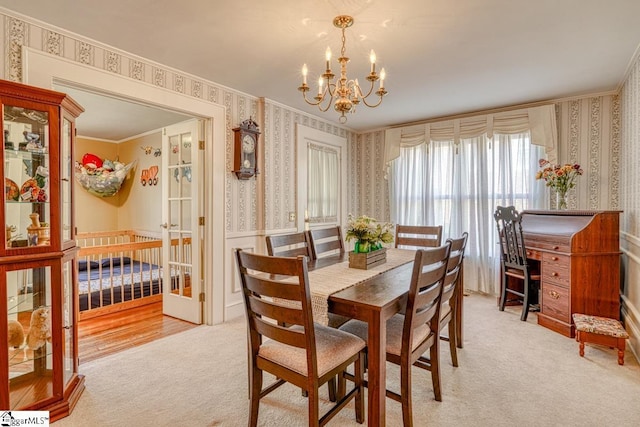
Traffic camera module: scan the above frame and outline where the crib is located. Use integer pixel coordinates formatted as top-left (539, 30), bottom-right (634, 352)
top-left (76, 230), bottom-right (192, 320)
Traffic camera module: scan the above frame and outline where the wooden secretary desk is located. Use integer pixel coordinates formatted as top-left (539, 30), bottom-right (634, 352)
top-left (520, 210), bottom-right (621, 337)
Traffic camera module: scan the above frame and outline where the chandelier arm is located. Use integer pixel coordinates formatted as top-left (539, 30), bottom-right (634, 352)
top-left (359, 94), bottom-right (385, 108)
top-left (357, 79), bottom-right (377, 100)
top-left (301, 90), bottom-right (333, 112)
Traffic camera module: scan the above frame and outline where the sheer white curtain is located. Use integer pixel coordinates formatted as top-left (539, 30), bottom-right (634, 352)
top-left (390, 132), bottom-right (545, 294)
top-left (308, 143), bottom-right (338, 223)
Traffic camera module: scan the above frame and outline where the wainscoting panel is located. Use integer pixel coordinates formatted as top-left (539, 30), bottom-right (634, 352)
top-left (224, 235), bottom-right (261, 321)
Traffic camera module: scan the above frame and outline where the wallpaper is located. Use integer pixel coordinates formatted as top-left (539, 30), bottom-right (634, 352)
top-left (620, 49), bottom-right (640, 356)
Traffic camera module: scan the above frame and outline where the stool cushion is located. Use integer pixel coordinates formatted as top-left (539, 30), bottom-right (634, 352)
top-left (572, 314), bottom-right (629, 339)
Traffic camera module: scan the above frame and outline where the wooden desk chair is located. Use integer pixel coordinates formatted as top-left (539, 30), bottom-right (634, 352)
top-left (339, 243), bottom-right (452, 426)
top-left (235, 249), bottom-right (365, 426)
top-left (494, 206), bottom-right (541, 321)
top-left (266, 232), bottom-right (311, 258)
top-left (395, 224), bottom-right (443, 249)
top-left (439, 232), bottom-right (468, 367)
top-left (307, 226), bottom-right (345, 259)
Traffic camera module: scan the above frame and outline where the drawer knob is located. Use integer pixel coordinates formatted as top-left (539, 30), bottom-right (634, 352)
top-left (552, 272), bottom-right (559, 277)
top-left (548, 290), bottom-right (560, 299)
top-left (552, 256), bottom-right (558, 261)
top-left (553, 246), bottom-right (560, 250)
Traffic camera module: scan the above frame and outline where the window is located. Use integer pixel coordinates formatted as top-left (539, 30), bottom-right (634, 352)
top-left (390, 132), bottom-right (545, 294)
top-left (307, 143), bottom-right (338, 223)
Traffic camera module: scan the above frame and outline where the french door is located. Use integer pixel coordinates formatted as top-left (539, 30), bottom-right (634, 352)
top-left (161, 120), bottom-right (202, 323)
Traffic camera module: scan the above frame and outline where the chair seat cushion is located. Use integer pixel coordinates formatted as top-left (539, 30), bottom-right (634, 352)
top-left (572, 313), bottom-right (629, 338)
top-left (258, 323), bottom-right (365, 377)
top-left (339, 314), bottom-right (431, 357)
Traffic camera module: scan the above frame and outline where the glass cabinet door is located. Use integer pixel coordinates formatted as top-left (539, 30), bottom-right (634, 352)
top-left (6, 264), bottom-right (54, 408)
top-left (61, 117), bottom-right (73, 246)
top-left (4, 104), bottom-right (51, 250)
top-left (62, 258), bottom-right (74, 385)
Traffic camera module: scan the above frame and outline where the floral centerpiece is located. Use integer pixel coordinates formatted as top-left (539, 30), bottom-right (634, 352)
top-left (535, 159), bottom-right (583, 209)
top-left (345, 214), bottom-right (394, 253)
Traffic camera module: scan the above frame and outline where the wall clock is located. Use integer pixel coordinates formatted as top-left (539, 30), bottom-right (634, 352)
top-left (232, 118), bottom-right (260, 180)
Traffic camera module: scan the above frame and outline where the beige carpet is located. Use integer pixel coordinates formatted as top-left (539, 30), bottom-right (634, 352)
top-left (56, 294), bottom-right (640, 426)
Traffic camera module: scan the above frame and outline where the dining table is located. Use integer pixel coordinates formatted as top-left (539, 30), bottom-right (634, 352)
top-left (306, 248), bottom-right (419, 427)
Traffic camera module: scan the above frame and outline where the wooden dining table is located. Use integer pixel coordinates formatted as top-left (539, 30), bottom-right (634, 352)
top-left (307, 252), bottom-right (416, 427)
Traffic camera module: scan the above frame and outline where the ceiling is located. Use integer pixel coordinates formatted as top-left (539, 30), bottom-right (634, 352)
top-left (53, 84), bottom-right (192, 141)
top-left (2, 0), bottom-right (640, 135)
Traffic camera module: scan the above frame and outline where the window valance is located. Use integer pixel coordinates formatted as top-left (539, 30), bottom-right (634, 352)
top-left (384, 104), bottom-right (557, 166)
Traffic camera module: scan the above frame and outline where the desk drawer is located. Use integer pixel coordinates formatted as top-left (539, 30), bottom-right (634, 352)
top-left (542, 282), bottom-right (570, 322)
top-left (542, 253), bottom-right (570, 287)
top-left (525, 240), bottom-right (570, 254)
top-left (525, 248), bottom-right (542, 261)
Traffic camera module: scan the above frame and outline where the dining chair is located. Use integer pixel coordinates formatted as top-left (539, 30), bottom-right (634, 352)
top-left (265, 232), bottom-right (312, 258)
top-left (235, 249), bottom-right (365, 426)
top-left (394, 224), bottom-right (443, 249)
top-left (438, 232), bottom-right (468, 367)
top-left (307, 226), bottom-right (345, 259)
top-left (494, 206), bottom-right (541, 321)
top-left (339, 243), bottom-right (452, 426)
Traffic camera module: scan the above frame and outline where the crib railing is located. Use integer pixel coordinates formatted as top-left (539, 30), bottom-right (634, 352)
top-left (76, 230), bottom-right (192, 319)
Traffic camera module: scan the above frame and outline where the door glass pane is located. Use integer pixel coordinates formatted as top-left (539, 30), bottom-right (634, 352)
top-left (7, 265), bottom-right (54, 408)
top-left (61, 118), bottom-right (72, 243)
top-left (62, 259), bottom-right (74, 385)
top-left (4, 105), bottom-right (51, 249)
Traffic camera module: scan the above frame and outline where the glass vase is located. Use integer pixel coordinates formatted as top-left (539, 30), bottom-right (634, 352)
top-left (354, 240), bottom-right (371, 253)
top-left (556, 189), bottom-right (568, 210)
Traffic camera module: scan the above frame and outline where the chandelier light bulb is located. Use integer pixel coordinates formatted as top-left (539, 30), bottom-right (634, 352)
top-left (325, 47), bottom-right (332, 70)
top-left (302, 64), bottom-right (308, 85)
top-left (370, 50), bottom-right (376, 72)
top-left (318, 77), bottom-right (324, 95)
top-left (380, 68), bottom-right (386, 89)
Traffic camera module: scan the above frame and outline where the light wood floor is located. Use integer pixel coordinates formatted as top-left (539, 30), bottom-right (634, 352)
top-left (78, 301), bottom-right (197, 364)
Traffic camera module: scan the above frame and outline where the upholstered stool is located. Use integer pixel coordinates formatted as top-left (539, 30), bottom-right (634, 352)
top-left (572, 313), bottom-right (629, 365)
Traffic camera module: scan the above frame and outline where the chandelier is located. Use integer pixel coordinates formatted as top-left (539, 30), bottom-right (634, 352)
top-left (298, 15), bottom-right (387, 124)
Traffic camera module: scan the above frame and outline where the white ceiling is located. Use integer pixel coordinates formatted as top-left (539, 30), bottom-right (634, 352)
top-left (2, 0), bottom-right (640, 135)
top-left (53, 84), bottom-right (192, 142)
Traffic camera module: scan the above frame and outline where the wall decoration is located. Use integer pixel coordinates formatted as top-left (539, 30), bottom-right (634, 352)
top-left (140, 145), bottom-right (153, 155)
top-left (173, 161), bottom-right (191, 183)
top-left (140, 166), bottom-right (159, 186)
top-left (140, 169), bottom-right (149, 186)
top-left (154, 148), bottom-right (162, 157)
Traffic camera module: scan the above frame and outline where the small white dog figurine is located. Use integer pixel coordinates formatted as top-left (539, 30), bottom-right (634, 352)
top-left (26, 307), bottom-right (51, 350)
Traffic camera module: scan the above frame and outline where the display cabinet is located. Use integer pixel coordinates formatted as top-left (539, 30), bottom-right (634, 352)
top-left (0, 79), bottom-right (84, 421)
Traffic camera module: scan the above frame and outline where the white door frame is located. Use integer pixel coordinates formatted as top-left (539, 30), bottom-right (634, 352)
top-left (22, 47), bottom-right (226, 325)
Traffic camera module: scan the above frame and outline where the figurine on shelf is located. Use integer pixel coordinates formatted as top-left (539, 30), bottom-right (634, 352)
top-left (26, 213), bottom-right (50, 246)
top-left (4, 129), bottom-right (14, 150)
top-left (26, 307), bottom-right (51, 350)
top-left (8, 319), bottom-right (25, 349)
top-left (23, 131), bottom-right (43, 152)
top-left (24, 131), bottom-right (39, 143)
